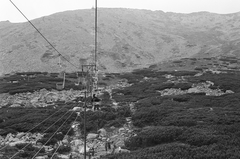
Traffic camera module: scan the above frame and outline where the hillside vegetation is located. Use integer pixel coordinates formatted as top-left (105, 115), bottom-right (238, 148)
top-left (1, 57), bottom-right (240, 158)
top-left (101, 66), bottom-right (240, 158)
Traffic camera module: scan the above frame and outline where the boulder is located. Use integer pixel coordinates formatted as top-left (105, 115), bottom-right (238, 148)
top-left (118, 128), bottom-right (125, 133)
top-left (41, 103), bottom-right (48, 107)
top-left (187, 87), bottom-right (200, 93)
top-left (98, 128), bottom-right (107, 137)
top-left (8, 136), bottom-right (17, 142)
top-left (62, 139), bottom-right (69, 145)
top-left (0, 135), bottom-right (5, 146)
top-left (226, 90), bottom-right (234, 94)
top-left (16, 132), bottom-right (25, 139)
top-left (45, 92), bottom-right (59, 103)
top-left (15, 100), bottom-right (24, 104)
top-left (126, 117), bottom-right (132, 122)
top-left (228, 64), bottom-right (238, 69)
top-left (113, 102), bottom-right (118, 106)
top-left (10, 104), bottom-right (21, 107)
top-left (72, 107), bottom-right (84, 112)
top-left (118, 147), bottom-right (130, 153)
top-left (58, 154), bottom-right (69, 159)
top-left (101, 137), bottom-right (107, 141)
top-left (79, 146), bottom-right (90, 154)
top-left (116, 140), bottom-right (125, 147)
top-left (60, 95), bottom-right (67, 101)
top-left (110, 135), bottom-right (118, 139)
top-left (110, 126), bottom-right (115, 129)
top-left (9, 141), bottom-right (26, 147)
top-left (87, 133), bottom-right (99, 140)
top-left (86, 108), bottom-right (93, 112)
top-left (30, 97), bottom-right (39, 104)
top-left (35, 155), bottom-right (48, 159)
top-left (71, 139), bottom-right (83, 147)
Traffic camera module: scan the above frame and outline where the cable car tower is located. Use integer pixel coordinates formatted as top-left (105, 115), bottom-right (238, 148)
top-left (81, 0), bottom-right (98, 159)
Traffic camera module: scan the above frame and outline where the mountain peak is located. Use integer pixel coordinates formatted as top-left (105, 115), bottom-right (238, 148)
top-left (1, 8), bottom-right (240, 75)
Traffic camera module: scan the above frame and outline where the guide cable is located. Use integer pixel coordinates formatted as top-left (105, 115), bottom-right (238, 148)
top-left (9, 0), bottom-right (79, 70)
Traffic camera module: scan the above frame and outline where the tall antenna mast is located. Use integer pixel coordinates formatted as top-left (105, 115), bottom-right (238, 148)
top-left (95, 0), bottom-right (97, 70)
top-left (83, 1), bottom-right (98, 159)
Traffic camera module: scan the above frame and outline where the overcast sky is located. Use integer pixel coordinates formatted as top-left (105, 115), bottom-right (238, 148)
top-left (1, 0), bottom-right (240, 23)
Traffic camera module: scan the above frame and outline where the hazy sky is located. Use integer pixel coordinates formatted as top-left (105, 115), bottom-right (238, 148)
top-left (1, 0), bottom-right (240, 22)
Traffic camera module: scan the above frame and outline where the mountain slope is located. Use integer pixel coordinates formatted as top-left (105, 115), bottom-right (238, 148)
top-left (1, 9), bottom-right (240, 74)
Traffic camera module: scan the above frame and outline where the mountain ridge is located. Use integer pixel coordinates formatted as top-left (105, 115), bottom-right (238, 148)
top-left (0, 8), bottom-right (240, 75)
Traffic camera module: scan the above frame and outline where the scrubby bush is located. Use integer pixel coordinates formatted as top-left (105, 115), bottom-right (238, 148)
top-left (172, 95), bottom-right (191, 102)
top-left (4, 146), bottom-right (18, 153)
top-left (178, 128), bottom-right (218, 146)
top-left (103, 68), bottom-right (240, 159)
top-left (116, 106), bottom-right (132, 117)
top-left (154, 82), bottom-right (174, 90)
top-left (132, 107), bottom-right (162, 127)
top-left (168, 119), bottom-right (197, 127)
top-left (56, 145), bottom-right (71, 154)
top-left (106, 118), bottom-right (125, 127)
top-left (173, 82), bottom-right (192, 90)
top-left (170, 71), bottom-right (198, 76)
top-left (0, 128), bottom-right (17, 136)
top-left (125, 126), bottom-right (184, 149)
top-left (15, 143), bottom-right (28, 149)
top-left (18, 151), bottom-right (35, 158)
top-left (41, 138), bottom-right (58, 147)
top-left (77, 106), bottom-right (130, 133)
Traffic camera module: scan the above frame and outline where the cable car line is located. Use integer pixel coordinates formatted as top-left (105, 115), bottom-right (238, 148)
top-left (50, 114), bottom-right (78, 159)
top-left (9, 0), bottom-right (79, 70)
top-left (9, 110), bottom-right (72, 159)
top-left (31, 111), bottom-right (75, 159)
top-left (0, 106), bottom-right (68, 152)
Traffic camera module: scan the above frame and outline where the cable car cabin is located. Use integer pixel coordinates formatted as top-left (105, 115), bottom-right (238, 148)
top-left (56, 71), bottom-right (66, 90)
top-left (56, 82), bottom-right (64, 90)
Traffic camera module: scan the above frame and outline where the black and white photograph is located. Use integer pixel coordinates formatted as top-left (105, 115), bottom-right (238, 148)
top-left (0, 0), bottom-right (240, 158)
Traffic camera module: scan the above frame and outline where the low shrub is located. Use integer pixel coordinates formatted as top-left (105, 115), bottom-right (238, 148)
top-left (173, 83), bottom-right (192, 90)
top-left (154, 82), bottom-right (174, 90)
top-left (125, 126), bottom-right (184, 149)
top-left (57, 145), bottom-right (71, 154)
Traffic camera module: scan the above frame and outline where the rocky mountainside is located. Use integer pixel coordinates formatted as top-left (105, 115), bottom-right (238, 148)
top-left (1, 8), bottom-right (240, 75)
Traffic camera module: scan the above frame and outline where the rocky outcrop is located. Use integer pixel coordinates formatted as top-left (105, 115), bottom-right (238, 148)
top-left (0, 77), bottom-right (135, 158)
top-left (2, 132), bottom-right (43, 147)
top-left (68, 115), bottom-right (135, 158)
top-left (158, 74), bottom-right (234, 96)
top-left (0, 88), bottom-right (84, 108)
